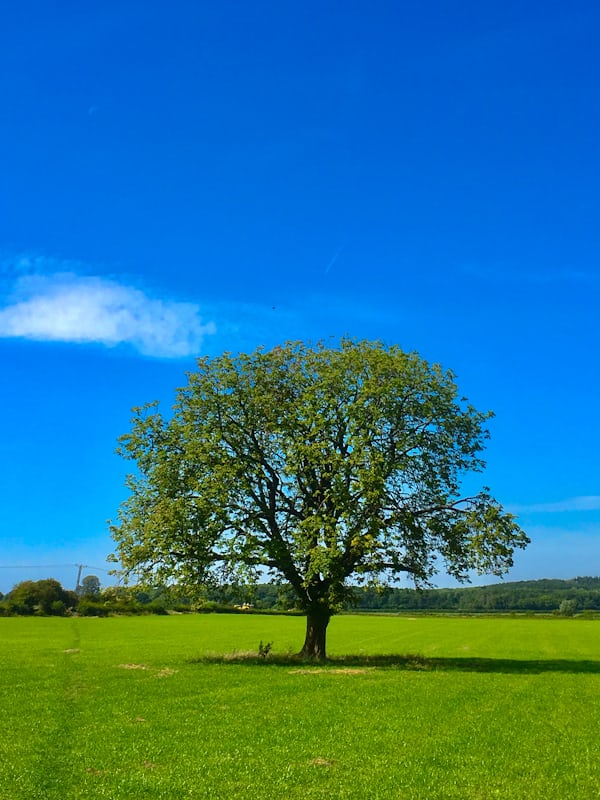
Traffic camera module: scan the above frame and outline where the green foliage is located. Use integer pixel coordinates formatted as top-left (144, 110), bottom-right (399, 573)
top-left (559, 598), bottom-right (578, 617)
top-left (346, 578), bottom-right (600, 614)
top-left (49, 600), bottom-right (67, 616)
top-left (2, 579), bottom-right (76, 616)
top-left (0, 578), bottom-right (196, 617)
top-left (111, 339), bottom-right (528, 655)
top-left (78, 575), bottom-right (101, 598)
top-left (258, 639), bottom-right (273, 658)
top-left (77, 599), bottom-right (109, 617)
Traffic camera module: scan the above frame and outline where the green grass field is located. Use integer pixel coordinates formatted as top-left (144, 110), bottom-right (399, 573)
top-left (1, 613), bottom-right (600, 799)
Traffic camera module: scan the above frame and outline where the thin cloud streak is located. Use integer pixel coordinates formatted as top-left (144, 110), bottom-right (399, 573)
top-left (0, 272), bottom-right (216, 358)
top-left (324, 245), bottom-right (344, 275)
top-left (509, 495), bottom-right (600, 514)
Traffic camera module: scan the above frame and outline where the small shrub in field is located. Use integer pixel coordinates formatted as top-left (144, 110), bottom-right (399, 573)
top-left (146, 600), bottom-right (169, 615)
top-left (78, 600), bottom-right (109, 617)
top-left (196, 601), bottom-right (235, 613)
top-left (559, 599), bottom-right (577, 617)
top-left (258, 640), bottom-right (273, 658)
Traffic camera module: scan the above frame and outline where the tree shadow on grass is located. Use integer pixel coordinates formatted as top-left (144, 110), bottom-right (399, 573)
top-left (188, 652), bottom-right (600, 674)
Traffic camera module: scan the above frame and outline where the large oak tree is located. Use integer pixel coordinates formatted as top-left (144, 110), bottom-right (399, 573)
top-left (110, 340), bottom-right (528, 658)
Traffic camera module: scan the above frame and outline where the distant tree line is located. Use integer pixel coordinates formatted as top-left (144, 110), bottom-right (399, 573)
top-left (344, 577), bottom-right (600, 613)
top-left (207, 578), bottom-right (600, 614)
top-left (0, 577), bottom-right (291, 616)
top-left (2, 576), bottom-right (600, 616)
top-left (0, 578), bottom-right (193, 617)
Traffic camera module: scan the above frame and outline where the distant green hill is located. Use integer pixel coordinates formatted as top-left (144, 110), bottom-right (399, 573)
top-left (243, 577), bottom-right (600, 614)
top-left (343, 577), bottom-right (600, 613)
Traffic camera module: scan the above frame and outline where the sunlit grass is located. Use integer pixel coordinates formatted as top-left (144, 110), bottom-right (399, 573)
top-left (1, 614), bottom-right (600, 798)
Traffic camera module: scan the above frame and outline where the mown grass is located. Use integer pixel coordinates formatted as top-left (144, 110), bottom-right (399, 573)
top-left (1, 614), bottom-right (600, 798)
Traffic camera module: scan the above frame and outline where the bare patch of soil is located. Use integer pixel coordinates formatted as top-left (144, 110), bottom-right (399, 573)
top-left (155, 667), bottom-right (178, 678)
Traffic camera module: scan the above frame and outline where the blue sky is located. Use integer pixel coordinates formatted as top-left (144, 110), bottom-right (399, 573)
top-left (1, 1), bottom-right (599, 593)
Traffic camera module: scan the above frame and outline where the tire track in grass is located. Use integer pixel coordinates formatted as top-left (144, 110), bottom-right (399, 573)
top-left (30, 617), bottom-right (86, 799)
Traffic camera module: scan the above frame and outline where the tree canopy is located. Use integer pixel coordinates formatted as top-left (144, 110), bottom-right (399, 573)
top-left (78, 575), bottom-right (101, 598)
top-left (110, 339), bottom-right (528, 658)
top-left (2, 579), bottom-right (76, 615)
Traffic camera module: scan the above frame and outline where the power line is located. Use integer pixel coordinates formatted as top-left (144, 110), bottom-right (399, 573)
top-left (0, 564), bottom-right (77, 569)
top-left (0, 563), bottom-right (114, 572)
top-left (0, 563), bottom-right (119, 592)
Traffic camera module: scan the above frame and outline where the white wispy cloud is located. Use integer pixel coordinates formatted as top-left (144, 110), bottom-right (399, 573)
top-left (0, 253), bottom-right (80, 277)
top-left (509, 496), bottom-right (600, 514)
top-left (0, 270), bottom-right (216, 358)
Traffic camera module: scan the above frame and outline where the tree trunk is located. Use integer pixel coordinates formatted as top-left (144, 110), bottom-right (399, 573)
top-left (299, 609), bottom-right (330, 660)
